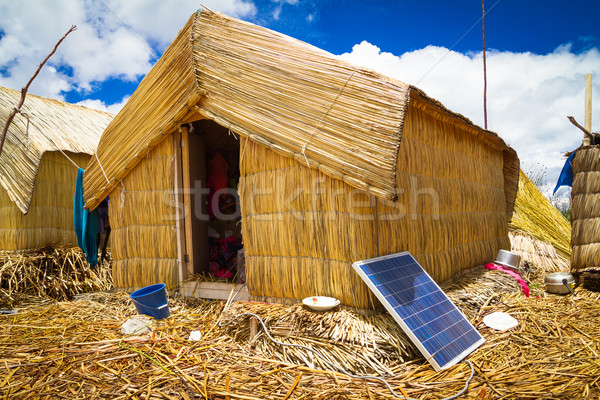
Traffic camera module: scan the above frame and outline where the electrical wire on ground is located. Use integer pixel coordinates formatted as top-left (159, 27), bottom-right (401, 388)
top-left (219, 284), bottom-right (476, 400)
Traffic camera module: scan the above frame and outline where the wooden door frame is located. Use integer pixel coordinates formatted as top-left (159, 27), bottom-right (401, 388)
top-left (174, 126), bottom-right (194, 283)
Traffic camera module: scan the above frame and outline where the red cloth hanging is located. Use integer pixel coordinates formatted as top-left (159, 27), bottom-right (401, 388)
top-left (207, 152), bottom-right (229, 218)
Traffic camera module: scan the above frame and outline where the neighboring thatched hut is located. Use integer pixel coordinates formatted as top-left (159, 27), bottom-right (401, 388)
top-left (0, 86), bottom-right (113, 251)
top-left (571, 145), bottom-right (600, 271)
top-left (83, 9), bottom-right (519, 309)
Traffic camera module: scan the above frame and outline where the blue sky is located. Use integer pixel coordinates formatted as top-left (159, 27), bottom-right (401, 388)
top-left (0, 0), bottom-right (599, 192)
top-left (257, 0), bottom-right (599, 55)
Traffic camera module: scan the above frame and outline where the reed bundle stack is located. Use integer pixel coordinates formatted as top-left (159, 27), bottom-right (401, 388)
top-left (571, 145), bottom-right (600, 271)
top-left (0, 246), bottom-right (113, 306)
top-left (83, 9), bottom-right (519, 308)
top-left (509, 231), bottom-right (569, 271)
top-left (0, 86), bottom-right (113, 251)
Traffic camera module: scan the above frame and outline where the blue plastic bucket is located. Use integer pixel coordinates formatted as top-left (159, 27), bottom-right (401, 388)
top-left (129, 283), bottom-right (170, 319)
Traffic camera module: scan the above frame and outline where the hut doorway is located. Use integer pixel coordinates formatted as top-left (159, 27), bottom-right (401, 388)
top-left (179, 119), bottom-right (243, 283)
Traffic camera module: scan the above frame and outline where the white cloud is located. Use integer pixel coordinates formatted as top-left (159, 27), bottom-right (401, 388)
top-left (76, 95), bottom-right (130, 114)
top-left (0, 0), bottom-right (256, 101)
top-left (103, 0), bottom-right (256, 50)
top-left (2, 0), bottom-right (598, 191)
top-left (339, 42), bottom-right (600, 184)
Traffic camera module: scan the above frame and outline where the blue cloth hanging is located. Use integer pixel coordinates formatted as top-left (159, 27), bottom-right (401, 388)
top-left (553, 152), bottom-right (576, 195)
top-left (74, 168), bottom-right (99, 266)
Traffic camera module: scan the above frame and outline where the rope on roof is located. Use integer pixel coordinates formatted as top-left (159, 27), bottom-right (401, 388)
top-left (300, 68), bottom-right (357, 167)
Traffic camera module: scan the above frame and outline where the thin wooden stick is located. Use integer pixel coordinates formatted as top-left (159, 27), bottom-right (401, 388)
top-left (482, 0), bottom-right (488, 129)
top-left (0, 25), bottom-right (76, 157)
top-left (568, 115), bottom-right (594, 139)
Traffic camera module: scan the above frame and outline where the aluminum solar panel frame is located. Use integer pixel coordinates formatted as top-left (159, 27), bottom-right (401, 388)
top-left (352, 251), bottom-right (485, 371)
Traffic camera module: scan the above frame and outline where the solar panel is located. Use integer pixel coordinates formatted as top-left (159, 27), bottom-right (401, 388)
top-left (352, 251), bottom-right (485, 371)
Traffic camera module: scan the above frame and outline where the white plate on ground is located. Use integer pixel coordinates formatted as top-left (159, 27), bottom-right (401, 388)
top-left (483, 312), bottom-right (519, 331)
top-left (302, 296), bottom-right (340, 311)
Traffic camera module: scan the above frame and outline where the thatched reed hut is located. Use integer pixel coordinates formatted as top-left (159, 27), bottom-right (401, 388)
top-left (571, 145), bottom-right (600, 271)
top-left (0, 86), bottom-right (113, 251)
top-left (83, 9), bottom-right (519, 309)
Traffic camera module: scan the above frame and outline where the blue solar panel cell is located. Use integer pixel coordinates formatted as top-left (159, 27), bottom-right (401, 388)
top-left (352, 252), bottom-right (485, 371)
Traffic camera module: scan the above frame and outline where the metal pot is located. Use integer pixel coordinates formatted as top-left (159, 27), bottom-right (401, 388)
top-left (545, 272), bottom-right (576, 295)
top-left (495, 250), bottom-right (521, 270)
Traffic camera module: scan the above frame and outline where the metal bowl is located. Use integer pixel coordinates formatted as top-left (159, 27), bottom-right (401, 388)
top-left (545, 272), bottom-right (575, 295)
top-left (495, 250), bottom-right (521, 269)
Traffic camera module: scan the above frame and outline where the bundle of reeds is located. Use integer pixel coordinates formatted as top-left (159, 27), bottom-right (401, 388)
top-left (509, 231), bottom-right (569, 271)
top-left (509, 170), bottom-right (572, 259)
top-left (0, 245), bottom-right (113, 306)
top-left (580, 268), bottom-right (600, 292)
top-left (571, 145), bottom-right (600, 271)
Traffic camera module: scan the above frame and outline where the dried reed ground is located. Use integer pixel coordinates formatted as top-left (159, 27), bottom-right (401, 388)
top-left (1, 266), bottom-right (599, 399)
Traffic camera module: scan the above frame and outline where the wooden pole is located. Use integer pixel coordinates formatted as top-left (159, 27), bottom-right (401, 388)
top-left (0, 25), bottom-right (76, 157)
top-left (584, 73), bottom-right (592, 145)
top-left (174, 129), bottom-right (188, 284)
top-left (482, 0), bottom-right (488, 130)
top-left (181, 126), bottom-right (195, 277)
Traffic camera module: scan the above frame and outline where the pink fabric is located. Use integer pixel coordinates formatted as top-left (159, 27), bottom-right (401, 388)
top-left (485, 263), bottom-right (530, 297)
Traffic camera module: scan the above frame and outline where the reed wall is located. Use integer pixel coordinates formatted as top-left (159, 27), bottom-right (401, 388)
top-left (0, 151), bottom-right (89, 251)
top-left (108, 137), bottom-right (179, 288)
top-left (571, 146), bottom-right (600, 271)
top-left (241, 99), bottom-right (512, 309)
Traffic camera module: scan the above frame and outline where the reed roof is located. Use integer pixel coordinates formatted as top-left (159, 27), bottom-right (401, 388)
top-left (0, 86), bottom-right (114, 213)
top-left (509, 170), bottom-right (571, 259)
top-left (83, 8), bottom-right (518, 210)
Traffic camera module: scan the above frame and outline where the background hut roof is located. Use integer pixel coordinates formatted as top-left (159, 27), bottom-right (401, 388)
top-left (0, 86), bottom-right (114, 213)
top-left (83, 8), bottom-right (518, 210)
top-left (509, 169), bottom-right (571, 259)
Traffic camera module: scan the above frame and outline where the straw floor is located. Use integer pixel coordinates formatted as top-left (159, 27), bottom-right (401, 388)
top-left (2, 260), bottom-right (598, 399)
